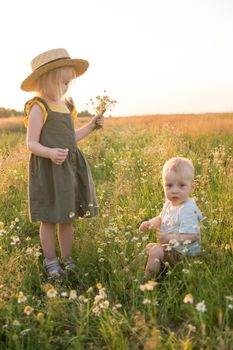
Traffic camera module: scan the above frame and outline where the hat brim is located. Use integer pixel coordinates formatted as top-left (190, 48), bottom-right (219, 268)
top-left (20, 58), bottom-right (89, 91)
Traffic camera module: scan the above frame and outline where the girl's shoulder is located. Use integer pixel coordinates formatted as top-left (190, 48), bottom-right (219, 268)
top-left (24, 97), bottom-right (48, 127)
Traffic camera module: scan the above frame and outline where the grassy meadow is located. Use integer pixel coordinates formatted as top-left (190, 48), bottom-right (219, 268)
top-left (0, 114), bottom-right (233, 349)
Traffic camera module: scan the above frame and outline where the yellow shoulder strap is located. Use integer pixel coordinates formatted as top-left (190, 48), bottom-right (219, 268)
top-left (66, 97), bottom-right (78, 121)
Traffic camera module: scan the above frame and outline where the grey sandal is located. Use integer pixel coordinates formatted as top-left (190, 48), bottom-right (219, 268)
top-left (44, 258), bottom-right (64, 278)
top-left (62, 257), bottom-right (76, 271)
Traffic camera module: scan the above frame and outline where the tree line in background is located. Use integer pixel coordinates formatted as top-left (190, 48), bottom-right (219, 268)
top-left (0, 107), bottom-right (24, 117)
top-left (0, 107), bottom-right (93, 118)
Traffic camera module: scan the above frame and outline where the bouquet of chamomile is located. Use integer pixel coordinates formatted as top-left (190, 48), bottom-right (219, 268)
top-left (87, 91), bottom-right (117, 129)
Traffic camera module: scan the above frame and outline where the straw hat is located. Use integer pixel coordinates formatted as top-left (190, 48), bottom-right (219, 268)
top-left (21, 48), bottom-right (89, 91)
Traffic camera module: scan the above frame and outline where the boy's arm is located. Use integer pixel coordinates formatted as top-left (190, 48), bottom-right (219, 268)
top-left (157, 231), bottom-right (199, 244)
top-left (139, 216), bottom-right (161, 232)
top-left (148, 216), bottom-right (161, 230)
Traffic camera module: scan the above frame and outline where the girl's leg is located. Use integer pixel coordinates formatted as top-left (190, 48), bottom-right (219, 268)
top-left (40, 222), bottom-right (63, 278)
top-left (40, 222), bottom-right (56, 259)
top-left (57, 223), bottom-right (74, 258)
top-left (145, 243), bottom-right (165, 276)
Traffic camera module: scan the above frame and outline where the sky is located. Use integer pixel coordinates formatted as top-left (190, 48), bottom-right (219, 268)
top-left (1, 0), bottom-right (233, 116)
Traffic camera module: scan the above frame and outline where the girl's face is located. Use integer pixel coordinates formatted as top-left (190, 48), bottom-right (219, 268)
top-left (60, 67), bottom-right (75, 95)
top-left (163, 170), bottom-right (194, 206)
top-left (37, 66), bottom-right (75, 101)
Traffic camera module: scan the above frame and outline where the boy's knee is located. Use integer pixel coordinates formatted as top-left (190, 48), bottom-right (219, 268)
top-left (145, 242), bottom-right (157, 254)
top-left (149, 245), bottom-right (164, 260)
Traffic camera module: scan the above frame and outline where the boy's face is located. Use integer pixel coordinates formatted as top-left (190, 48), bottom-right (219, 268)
top-left (163, 170), bottom-right (194, 206)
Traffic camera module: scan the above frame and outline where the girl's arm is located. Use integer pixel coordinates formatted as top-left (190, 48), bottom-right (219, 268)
top-left (27, 104), bottom-right (50, 158)
top-left (75, 115), bottom-right (104, 141)
top-left (27, 104), bottom-right (68, 165)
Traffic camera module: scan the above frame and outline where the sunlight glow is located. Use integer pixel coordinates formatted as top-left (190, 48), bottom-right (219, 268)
top-left (1, 0), bottom-right (233, 115)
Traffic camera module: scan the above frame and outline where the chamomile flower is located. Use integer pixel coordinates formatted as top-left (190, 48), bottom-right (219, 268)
top-left (183, 240), bottom-right (192, 245)
top-left (99, 300), bottom-right (109, 309)
top-left (10, 236), bottom-right (20, 245)
top-left (169, 239), bottom-right (180, 247)
top-left (139, 280), bottom-right (157, 291)
top-left (24, 305), bottom-right (34, 316)
top-left (47, 288), bottom-right (57, 298)
top-left (78, 295), bottom-right (89, 303)
top-left (183, 293), bottom-right (194, 304)
top-left (17, 291), bottom-right (27, 303)
top-left (196, 300), bottom-right (207, 313)
top-left (69, 211), bottom-right (75, 219)
top-left (69, 290), bottom-right (77, 299)
top-left (36, 312), bottom-right (45, 322)
top-left (187, 324), bottom-right (196, 333)
top-left (143, 298), bottom-right (152, 305)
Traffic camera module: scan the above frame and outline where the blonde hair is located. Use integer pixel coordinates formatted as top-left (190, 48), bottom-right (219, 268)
top-left (162, 157), bottom-right (195, 181)
top-left (35, 66), bottom-right (75, 100)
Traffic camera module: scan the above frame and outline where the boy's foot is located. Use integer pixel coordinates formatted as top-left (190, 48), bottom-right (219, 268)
top-left (44, 258), bottom-right (64, 279)
top-left (62, 257), bottom-right (76, 271)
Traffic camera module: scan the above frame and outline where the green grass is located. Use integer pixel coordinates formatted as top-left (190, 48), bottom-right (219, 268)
top-left (0, 117), bottom-right (232, 349)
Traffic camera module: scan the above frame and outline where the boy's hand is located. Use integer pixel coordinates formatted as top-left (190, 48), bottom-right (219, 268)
top-left (157, 230), bottom-right (169, 244)
top-left (139, 220), bottom-right (158, 231)
top-left (139, 221), bottom-right (151, 232)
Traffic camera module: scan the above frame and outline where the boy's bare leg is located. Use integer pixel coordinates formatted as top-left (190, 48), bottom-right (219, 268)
top-left (145, 244), bottom-right (164, 276)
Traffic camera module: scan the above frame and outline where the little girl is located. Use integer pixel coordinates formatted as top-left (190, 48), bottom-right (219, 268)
top-left (140, 157), bottom-right (203, 276)
top-left (21, 48), bottom-right (103, 278)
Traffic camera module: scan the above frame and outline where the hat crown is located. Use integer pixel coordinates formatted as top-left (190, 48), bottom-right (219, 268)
top-left (21, 48), bottom-right (89, 91)
top-left (31, 48), bottom-right (70, 72)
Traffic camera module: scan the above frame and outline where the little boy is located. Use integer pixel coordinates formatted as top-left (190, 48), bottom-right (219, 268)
top-left (140, 157), bottom-right (203, 276)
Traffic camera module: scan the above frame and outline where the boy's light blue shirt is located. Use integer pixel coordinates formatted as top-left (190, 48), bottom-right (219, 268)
top-left (159, 198), bottom-right (203, 256)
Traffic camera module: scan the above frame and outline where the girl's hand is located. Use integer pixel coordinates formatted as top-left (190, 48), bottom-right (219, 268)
top-left (90, 114), bottom-right (104, 130)
top-left (49, 148), bottom-right (69, 165)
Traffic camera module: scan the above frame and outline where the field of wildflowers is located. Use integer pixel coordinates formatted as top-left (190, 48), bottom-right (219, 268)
top-left (0, 114), bottom-right (232, 349)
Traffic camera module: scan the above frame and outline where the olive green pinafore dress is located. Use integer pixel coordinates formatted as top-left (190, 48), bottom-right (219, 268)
top-left (26, 97), bottom-right (98, 224)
